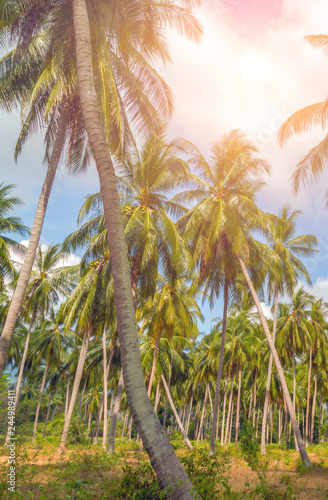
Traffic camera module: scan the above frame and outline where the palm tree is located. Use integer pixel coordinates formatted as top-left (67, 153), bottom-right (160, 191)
top-left (278, 35), bottom-right (328, 202)
top-left (30, 318), bottom-right (73, 443)
top-left (173, 130), bottom-right (270, 455)
top-left (0, 0), bottom-right (176, 376)
top-left (260, 208), bottom-right (317, 454)
top-left (0, 183), bottom-right (28, 287)
top-left (5, 244), bottom-right (75, 443)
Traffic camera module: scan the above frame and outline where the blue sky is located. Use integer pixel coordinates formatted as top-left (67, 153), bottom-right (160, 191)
top-left (2, 0), bottom-right (328, 332)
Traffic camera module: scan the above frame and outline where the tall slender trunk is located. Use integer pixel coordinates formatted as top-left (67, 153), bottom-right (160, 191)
top-left (221, 376), bottom-right (228, 445)
top-left (228, 399), bottom-right (234, 443)
top-left (224, 375), bottom-right (234, 445)
top-left (128, 415), bottom-right (133, 441)
top-left (185, 399), bottom-right (193, 435)
top-left (209, 278), bottom-right (228, 455)
top-left (77, 377), bottom-right (88, 419)
top-left (87, 411), bottom-right (92, 437)
top-left (261, 285), bottom-right (278, 454)
top-left (161, 375), bottom-right (193, 450)
top-left (147, 331), bottom-right (161, 397)
top-left (252, 368), bottom-right (257, 427)
top-left (318, 393), bottom-right (322, 444)
top-left (58, 326), bottom-right (91, 450)
top-left (278, 406), bottom-right (282, 445)
top-left (43, 392), bottom-right (52, 438)
top-left (0, 108), bottom-right (69, 375)
top-left (154, 384), bottom-right (161, 414)
top-left (102, 328), bottom-right (108, 450)
top-left (33, 363), bottom-right (49, 443)
top-left (292, 351), bottom-right (299, 451)
top-left (15, 308), bottom-right (37, 408)
top-left (248, 391), bottom-right (253, 420)
top-left (237, 256), bottom-right (310, 466)
top-left (92, 346), bottom-right (115, 442)
top-left (5, 308), bottom-right (37, 444)
top-left (107, 370), bottom-right (124, 455)
top-left (72, 2), bottom-right (197, 497)
top-left (196, 387), bottom-right (208, 445)
top-left (64, 377), bottom-right (70, 418)
top-left (235, 369), bottom-right (242, 442)
top-left (310, 371), bottom-right (317, 445)
top-left (305, 347), bottom-right (312, 447)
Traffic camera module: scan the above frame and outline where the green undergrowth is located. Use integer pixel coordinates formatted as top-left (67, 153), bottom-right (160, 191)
top-left (0, 439), bottom-right (327, 499)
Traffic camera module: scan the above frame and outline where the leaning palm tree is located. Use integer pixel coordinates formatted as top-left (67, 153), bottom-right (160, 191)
top-left (0, 0), bottom-right (175, 375)
top-left (260, 208), bottom-right (317, 454)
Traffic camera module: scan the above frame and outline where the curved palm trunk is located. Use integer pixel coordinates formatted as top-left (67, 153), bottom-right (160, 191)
top-left (235, 369), bottom-right (242, 442)
top-left (58, 327), bottom-right (91, 450)
top-left (261, 285), bottom-right (278, 454)
top-left (161, 374), bottom-right (193, 450)
top-left (237, 256), bottom-right (310, 466)
top-left (0, 108), bottom-right (69, 375)
top-left (33, 363), bottom-right (49, 443)
top-left (305, 347), bottom-right (312, 447)
top-left (210, 278), bottom-right (228, 455)
top-left (72, 2), bottom-right (197, 497)
top-left (252, 369), bottom-right (257, 427)
top-left (107, 369), bottom-right (124, 455)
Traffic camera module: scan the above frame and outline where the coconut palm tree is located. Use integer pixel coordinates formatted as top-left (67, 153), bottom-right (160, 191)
top-left (260, 208), bottom-right (317, 454)
top-left (173, 130), bottom-right (270, 455)
top-left (278, 35), bottom-right (328, 202)
top-left (0, 183), bottom-right (28, 287)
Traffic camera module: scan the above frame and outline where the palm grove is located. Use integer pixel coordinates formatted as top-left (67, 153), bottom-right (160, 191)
top-left (0, 1), bottom-right (327, 498)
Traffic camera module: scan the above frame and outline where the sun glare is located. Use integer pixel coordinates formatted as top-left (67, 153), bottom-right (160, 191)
top-left (241, 50), bottom-right (272, 80)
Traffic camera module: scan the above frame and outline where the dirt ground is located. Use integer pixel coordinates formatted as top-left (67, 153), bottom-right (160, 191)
top-left (0, 446), bottom-right (327, 499)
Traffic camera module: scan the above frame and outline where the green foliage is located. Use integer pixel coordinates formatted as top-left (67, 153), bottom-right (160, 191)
top-left (180, 448), bottom-right (232, 499)
top-left (109, 459), bottom-right (165, 500)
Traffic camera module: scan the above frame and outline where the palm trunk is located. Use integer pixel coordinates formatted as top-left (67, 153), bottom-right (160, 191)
top-left (107, 370), bottom-right (124, 455)
top-left (147, 331), bottom-right (161, 397)
top-left (93, 346), bottom-right (115, 443)
top-left (161, 375), bottom-right (193, 449)
top-left (292, 351), bottom-right (299, 451)
top-left (209, 277), bottom-right (228, 455)
top-left (318, 393), bottom-right (322, 444)
top-left (185, 399), bottom-right (193, 435)
top-left (0, 108), bottom-right (69, 375)
top-left (261, 285), bottom-right (278, 454)
top-left (228, 399), bottom-right (234, 443)
top-left (14, 308), bottom-right (37, 409)
top-left (5, 308), bottom-right (36, 444)
top-left (58, 326), bottom-right (91, 450)
top-left (64, 377), bottom-right (70, 418)
top-left (252, 368), bottom-right (258, 427)
top-left (196, 387), bottom-right (208, 445)
top-left (221, 376), bottom-right (228, 445)
top-left (154, 384), bottom-right (161, 414)
top-left (224, 375), bottom-right (234, 445)
top-left (43, 392), bottom-right (52, 438)
top-left (237, 256), bottom-right (310, 466)
top-left (77, 377), bottom-right (88, 419)
top-left (72, 2), bottom-right (197, 497)
top-left (235, 369), bottom-right (242, 442)
top-left (310, 371), bottom-right (317, 445)
top-left (33, 363), bottom-right (49, 443)
top-left (102, 328), bottom-right (108, 450)
top-left (305, 347), bottom-right (312, 447)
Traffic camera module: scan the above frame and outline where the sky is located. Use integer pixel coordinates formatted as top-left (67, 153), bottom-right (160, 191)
top-left (2, 0), bottom-right (328, 329)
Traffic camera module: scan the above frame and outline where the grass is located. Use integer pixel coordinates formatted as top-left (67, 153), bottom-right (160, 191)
top-left (0, 439), bottom-right (327, 499)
